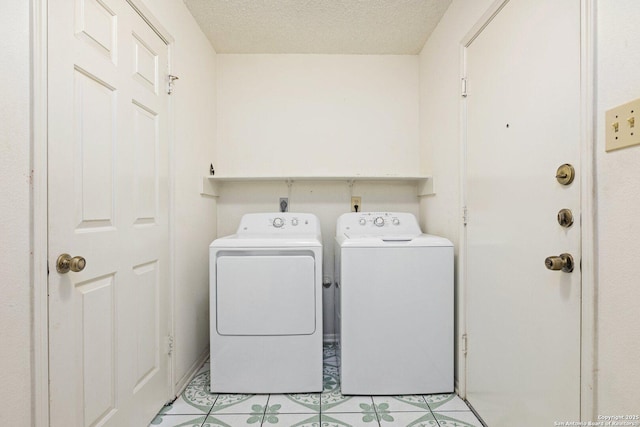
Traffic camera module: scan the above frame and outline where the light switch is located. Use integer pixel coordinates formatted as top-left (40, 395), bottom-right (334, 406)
top-left (606, 97), bottom-right (640, 152)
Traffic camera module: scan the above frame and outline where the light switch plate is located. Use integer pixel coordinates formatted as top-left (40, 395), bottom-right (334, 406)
top-left (606, 98), bottom-right (640, 152)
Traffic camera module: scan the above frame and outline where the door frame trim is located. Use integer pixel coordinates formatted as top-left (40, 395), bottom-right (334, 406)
top-left (456, 0), bottom-right (513, 400)
top-left (125, 0), bottom-right (178, 401)
top-left (32, 0), bottom-right (49, 425)
top-left (578, 0), bottom-right (597, 420)
top-left (33, 1), bottom-right (176, 425)
top-left (457, 0), bottom-right (596, 418)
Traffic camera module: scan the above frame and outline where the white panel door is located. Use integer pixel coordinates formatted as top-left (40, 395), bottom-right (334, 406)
top-left (465, 0), bottom-right (581, 425)
top-left (48, 1), bottom-right (171, 426)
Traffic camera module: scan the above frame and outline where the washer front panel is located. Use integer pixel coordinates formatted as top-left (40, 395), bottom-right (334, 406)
top-left (339, 246), bottom-right (454, 395)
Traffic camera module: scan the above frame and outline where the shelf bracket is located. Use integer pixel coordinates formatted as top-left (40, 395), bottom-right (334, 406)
top-left (201, 176), bottom-right (220, 197)
top-left (417, 178), bottom-right (435, 197)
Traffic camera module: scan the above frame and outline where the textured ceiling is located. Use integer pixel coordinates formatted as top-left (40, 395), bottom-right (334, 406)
top-left (183, 0), bottom-right (453, 54)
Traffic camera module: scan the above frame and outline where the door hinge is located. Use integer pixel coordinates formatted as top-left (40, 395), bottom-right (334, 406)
top-left (463, 206), bottom-right (468, 226)
top-left (462, 333), bottom-right (468, 356)
top-left (166, 335), bottom-right (174, 356)
top-left (461, 77), bottom-right (468, 98)
top-left (167, 75), bottom-right (179, 95)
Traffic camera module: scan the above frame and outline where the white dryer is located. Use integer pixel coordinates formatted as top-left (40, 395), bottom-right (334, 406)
top-left (335, 212), bottom-right (453, 395)
top-left (210, 213), bottom-right (323, 393)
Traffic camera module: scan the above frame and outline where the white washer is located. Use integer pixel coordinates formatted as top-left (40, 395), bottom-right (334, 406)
top-left (210, 213), bottom-right (323, 393)
top-left (335, 212), bottom-right (453, 395)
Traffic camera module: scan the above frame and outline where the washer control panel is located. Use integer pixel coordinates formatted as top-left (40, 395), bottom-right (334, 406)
top-left (356, 212), bottom-right (402, 228)
top-left (337, 212), bottom-right (422, 236)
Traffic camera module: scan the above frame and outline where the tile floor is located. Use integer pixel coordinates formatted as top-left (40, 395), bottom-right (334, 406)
top-left (150, 344), bottom-right (485, 427)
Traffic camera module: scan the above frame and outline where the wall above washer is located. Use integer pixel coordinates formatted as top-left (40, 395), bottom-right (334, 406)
top-left (215, 54), bottom-right (421, 177)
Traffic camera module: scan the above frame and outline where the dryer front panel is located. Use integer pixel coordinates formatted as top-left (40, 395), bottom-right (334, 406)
top-left (216, 253), bottom-right (316, 336)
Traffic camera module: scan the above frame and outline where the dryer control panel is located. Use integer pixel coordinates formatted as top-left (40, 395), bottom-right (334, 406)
top-left (336, 212), bottom-right (422, 237)
top-left (236, 213), bottom-right (321, 235)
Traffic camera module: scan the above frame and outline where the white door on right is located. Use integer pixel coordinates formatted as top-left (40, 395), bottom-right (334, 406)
top-left (465, 0), bottom-right (581, 425)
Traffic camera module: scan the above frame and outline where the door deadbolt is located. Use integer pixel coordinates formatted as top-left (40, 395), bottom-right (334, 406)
top-left (557, 209), bottom-right (574, 228)
top-left (56, 253), bottom-right (87, 274)
top-left (556, 164), bottom-right (575, 185)
top-left (545, 253), bottom-right (574, 273)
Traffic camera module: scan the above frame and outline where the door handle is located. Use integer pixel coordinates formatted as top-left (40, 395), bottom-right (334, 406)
top-left (56, 253), bottom-right (87, 274)
top-left (544, 253), bottom-right (574, 273)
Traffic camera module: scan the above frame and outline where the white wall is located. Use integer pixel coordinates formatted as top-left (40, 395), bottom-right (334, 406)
top-left (417, 0), bottom-right (494, 387)
top-left (595, 0), bottom-right (640, 413)
top-left (216, 54), bottom-right (420, 177)
top-left (0, 1), bottom-right (32, 426)
top-left (215, 54), bottom-right (422, 337)
top-left (140, 0), bottom-right (218, 392)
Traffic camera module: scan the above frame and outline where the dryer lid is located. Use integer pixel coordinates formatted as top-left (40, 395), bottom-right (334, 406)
top-left (210, 235), bottom-right (322, 248)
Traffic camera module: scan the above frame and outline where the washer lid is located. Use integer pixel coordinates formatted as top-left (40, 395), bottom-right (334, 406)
top-left (343, 232), bottom-right (419, 240)
top-left (338, 233), bottom-right (453, 248)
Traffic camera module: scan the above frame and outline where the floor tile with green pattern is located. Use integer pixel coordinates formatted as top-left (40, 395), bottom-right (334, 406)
top-left (149, 343), bottom-right (485, 427)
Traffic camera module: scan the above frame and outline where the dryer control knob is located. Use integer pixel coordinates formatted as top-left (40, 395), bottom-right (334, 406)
top-left (392, 218), bottom-right (400, 225)
top-left (291, 218), bottom-right (299, 226)
top-left (359, 218), bottom-right (366, 226)
top-left (373, 217), bottom-right (385, 227)
top-left (273, 217), bottom-right (284, 228)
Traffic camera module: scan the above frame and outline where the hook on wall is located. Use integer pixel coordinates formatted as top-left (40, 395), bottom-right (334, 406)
top-left (167, 75), bottom-right (179, 95)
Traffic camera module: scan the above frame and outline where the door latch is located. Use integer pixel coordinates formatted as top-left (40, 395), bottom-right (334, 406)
top-left (557, 209), bottom-right (574, 228)
top-left (555, 164), bottom-right (575, 185)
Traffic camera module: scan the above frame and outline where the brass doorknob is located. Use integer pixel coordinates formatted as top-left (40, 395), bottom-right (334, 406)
top-left (545, 253), bottom-right (574, 273)
top-left (57, 253), bottom-right (87, 274)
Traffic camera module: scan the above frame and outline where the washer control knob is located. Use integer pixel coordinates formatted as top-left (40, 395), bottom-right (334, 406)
top-left (373, 217), bottom-right (385, 227)
top-left (291, 218), bottom-right (299, 226)
top-left (392, 218), bottom-right (400, 225)
top-left (359, 218), bottom-right (366, 226)
top-left (273, 217), bottom-right (284, 228)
